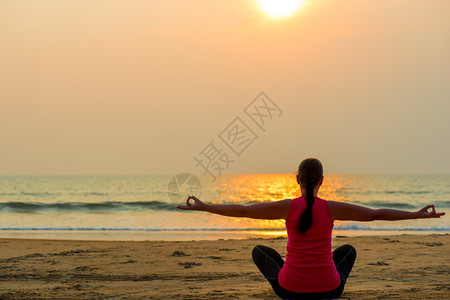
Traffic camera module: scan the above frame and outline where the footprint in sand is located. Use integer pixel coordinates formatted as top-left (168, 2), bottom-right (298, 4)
top-left (178, 262), bottom-right (202, 269)
top-left (170, 251), bottom-right (190, 257)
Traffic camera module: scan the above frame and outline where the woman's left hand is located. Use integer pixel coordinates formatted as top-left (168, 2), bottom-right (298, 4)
top-left (416, 205), bottom-right (445, 219)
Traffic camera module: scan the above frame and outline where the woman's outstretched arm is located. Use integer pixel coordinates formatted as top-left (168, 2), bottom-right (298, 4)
top-left (328, 201), bottom-right (445, 222)
top-left (177, 196), bottom-right (291, 220)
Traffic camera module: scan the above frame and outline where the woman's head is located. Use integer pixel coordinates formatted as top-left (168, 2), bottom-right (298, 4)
top-left (297, 158), bottom-right (323, 191)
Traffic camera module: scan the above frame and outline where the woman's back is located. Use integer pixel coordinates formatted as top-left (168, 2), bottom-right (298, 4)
top-left (278, 197), bottom-right (340, 293)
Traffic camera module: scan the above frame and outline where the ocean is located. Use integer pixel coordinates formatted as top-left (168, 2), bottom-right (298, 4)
top-left (0, 174), bottom-right (449, 241)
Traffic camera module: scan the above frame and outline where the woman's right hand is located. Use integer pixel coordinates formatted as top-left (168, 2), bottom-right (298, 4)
top-left (177, 196), bottom-right (206, 211)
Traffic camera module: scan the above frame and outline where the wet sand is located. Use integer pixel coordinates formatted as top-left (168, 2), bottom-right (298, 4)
top-left (0, 234), bottom-right (449, 299)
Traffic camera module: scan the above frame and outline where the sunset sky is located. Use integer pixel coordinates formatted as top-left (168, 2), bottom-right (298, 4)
top-left (1, 0), bottom-right (449, 175)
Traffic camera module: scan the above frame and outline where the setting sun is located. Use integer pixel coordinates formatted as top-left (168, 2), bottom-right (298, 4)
top-left (259, 0), bottom-right (304, 19)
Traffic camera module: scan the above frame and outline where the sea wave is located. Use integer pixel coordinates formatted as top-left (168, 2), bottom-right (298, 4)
top-left (351, 200), bottom-right (450, 209)
top-left (383, 190), bottom-right (433, 195)
top-left (350, 201), bottom-right (417, 209)
top-left (0, 201), bottom-right (177, 212)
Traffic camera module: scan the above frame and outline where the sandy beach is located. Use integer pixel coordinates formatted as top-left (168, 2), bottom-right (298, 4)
top-left (0, 234), bottom-right (449, 299)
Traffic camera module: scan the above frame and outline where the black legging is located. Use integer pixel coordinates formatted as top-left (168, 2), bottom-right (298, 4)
top-left (252, 244), bottom-right (357, 299)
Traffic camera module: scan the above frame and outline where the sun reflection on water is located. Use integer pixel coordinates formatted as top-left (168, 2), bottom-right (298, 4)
top-left (205, 174), bottom-right (299, 204)
top-left (204, 173), bottom-right (361, 204)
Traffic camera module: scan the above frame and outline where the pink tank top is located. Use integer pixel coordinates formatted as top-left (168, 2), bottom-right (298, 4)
top-left (278, 196), bottom-right (340, 293)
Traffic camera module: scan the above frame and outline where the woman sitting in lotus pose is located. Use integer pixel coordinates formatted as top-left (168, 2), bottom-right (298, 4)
top-left (178, 158), bottom-right (444, 299)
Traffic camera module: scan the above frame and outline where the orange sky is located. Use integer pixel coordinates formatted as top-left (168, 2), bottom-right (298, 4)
top-left (1, 0), bottom-right (449, 175)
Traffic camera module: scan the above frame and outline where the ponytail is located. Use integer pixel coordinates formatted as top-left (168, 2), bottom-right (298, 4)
top-left (299, 181), bottom-right (315, 235)
top-left (297, 158), bottom-right (323, 235)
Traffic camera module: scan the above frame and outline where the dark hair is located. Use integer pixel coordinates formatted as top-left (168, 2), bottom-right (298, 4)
top-left (298, 158), bottom-right (323, 235)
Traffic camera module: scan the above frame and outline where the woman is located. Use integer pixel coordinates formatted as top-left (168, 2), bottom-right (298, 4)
top-left (177, 158), bottom-right (444, 299)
